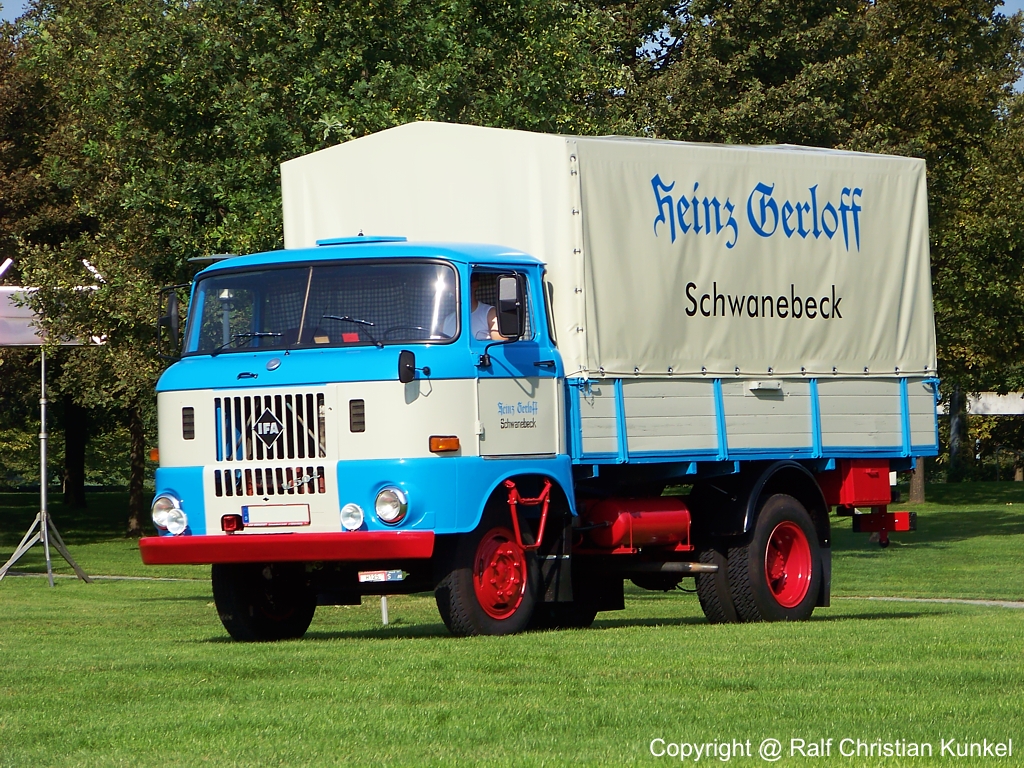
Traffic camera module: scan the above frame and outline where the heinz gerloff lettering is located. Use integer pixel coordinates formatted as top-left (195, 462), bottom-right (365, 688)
top-left (498, 400), bottom-right (538, 429)
top-left (652, 175), bottom-right (739, 249)
top-left (747, 182), bottom-right (862, 250)
top-left (652, 177), bottom-right (864, 251)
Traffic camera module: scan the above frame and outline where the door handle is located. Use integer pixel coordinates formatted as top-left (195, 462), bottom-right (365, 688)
top-left (534, 360), bottom-right (555, 368)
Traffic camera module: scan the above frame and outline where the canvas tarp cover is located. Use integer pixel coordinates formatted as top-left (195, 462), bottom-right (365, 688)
top-left (281, 122), bottom-right (936, 378)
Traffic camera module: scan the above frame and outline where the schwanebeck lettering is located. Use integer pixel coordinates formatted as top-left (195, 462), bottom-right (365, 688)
top-left (652, 177), bottom-right (863, 251)
top-left (685, 282), bottom-right (843, 320)
top-left (501, 418), bottom-right (536, 430)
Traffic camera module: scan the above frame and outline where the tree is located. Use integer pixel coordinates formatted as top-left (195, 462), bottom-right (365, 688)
top-left (634, 0), bottom-right (868, 145)
top-left (11, 0), bottom-right (630, 533)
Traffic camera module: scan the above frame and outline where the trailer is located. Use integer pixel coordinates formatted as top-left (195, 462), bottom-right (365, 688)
top-left (141, 122), bottom-right (938, 638)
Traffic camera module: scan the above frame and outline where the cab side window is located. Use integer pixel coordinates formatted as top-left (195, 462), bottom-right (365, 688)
top-left (469, 272), bottom-right (533, 341)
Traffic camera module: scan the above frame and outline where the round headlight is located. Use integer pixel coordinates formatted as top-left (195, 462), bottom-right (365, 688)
top-left (340, 503), bottom-right (364, 531)
top-left (151, 494), bottom-right (187, 535)
top-left (374, 487), bottom-right (408, 525)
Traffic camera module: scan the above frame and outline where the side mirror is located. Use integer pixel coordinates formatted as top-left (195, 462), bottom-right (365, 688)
top-left (157, 285), bottom-right (185, 361)
top-left (496, 274), bottom-right (524, 339)
top-left (398, 349), bottom-right (416, 384)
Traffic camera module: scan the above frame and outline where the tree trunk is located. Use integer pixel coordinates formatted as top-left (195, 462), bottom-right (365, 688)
top-left (62, 395), bottom-right (88, 508)
top-left (1015, 463), bottom-right (1023, 482)
top-left (126, 401), bottom-right (147, 537)
top-left (909, 457), bottom-right (925, 503)
top-left (948, 387), bottom-right (966, 482)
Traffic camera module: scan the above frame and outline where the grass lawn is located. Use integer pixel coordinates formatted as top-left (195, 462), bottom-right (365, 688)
top-left (1, 483), bottom-right (1022, 766)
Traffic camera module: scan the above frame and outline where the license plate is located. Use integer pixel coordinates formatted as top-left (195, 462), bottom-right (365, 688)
top-left (241, 503), bottom-right (311, 527)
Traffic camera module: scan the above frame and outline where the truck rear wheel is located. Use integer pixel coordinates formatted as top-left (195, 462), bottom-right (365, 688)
top-left (727, 494), bottom-right (821, 622)
top-left (212, 562), bottom-right (316, 642)
top-left (435, 512), bottom-right (537, 636)
top-left (695, 545), bottom-right (738, 624)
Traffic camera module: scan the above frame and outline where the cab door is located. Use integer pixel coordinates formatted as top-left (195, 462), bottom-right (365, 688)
top-left (473, 269), bottom-right (560, 457)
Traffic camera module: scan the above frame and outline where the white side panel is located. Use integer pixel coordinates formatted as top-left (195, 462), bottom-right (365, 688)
top-left (721, 380), bottom-right (812, 450)
top-left (623, 379), bottom-right (716, 453)
top-left (478, 377), bottom-right (559, 456)
top-left (157, 390), bottom-right (219, 466)
top-left (578, 382), bottom-right (618, 455)
top-left (908, 377), bottom-right (938, 447)
top-left (331, 379), bottom-right (478, 460)
top-left (819, 379), bottom-right (902, 448)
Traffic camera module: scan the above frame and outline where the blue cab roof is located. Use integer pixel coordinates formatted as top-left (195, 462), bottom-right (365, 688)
top-left (197, 239), bottom-right (544, 277)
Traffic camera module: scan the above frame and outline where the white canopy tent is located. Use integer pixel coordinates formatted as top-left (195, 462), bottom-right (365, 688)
top-left (0, 286), bottom-right (91, 586)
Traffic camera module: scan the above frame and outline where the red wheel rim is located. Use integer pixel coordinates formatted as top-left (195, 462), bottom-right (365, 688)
top-left (473, 527), bottom-right (527, 620)
top-left (764, 521), bottom-right (813, 608)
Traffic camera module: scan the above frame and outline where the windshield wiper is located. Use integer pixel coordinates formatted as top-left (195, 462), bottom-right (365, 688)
top-left (211, 332), bottom-right (282, 356)
top-left (320, 315), bottom-right (382, 348)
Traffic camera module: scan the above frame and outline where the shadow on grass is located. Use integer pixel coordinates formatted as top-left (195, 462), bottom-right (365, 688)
top-left (200, 622), bottom-right (455, 643)
top-left (200, 608), bottom-right (944, 643)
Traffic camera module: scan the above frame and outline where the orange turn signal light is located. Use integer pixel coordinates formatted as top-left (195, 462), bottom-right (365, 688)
top-left (148, 448), bottom-right (160, 463)
top-left (429, 436), bottom-right (460, 453)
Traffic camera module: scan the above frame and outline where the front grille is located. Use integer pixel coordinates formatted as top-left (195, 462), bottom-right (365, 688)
top-left (214, 466), bottom-right (327, 498)
top-left (214, 392), bottom-right (326, 462)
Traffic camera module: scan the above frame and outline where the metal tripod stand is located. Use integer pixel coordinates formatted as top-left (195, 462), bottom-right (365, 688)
top-left (0, 349), bottom-right (91, 586)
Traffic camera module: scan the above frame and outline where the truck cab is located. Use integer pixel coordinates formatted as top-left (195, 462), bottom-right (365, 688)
top-left (144, 237), bottom-right (580, 639)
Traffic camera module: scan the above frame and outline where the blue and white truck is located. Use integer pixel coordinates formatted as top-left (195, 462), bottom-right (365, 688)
top-left (141, 122), bottom-right (939, 639)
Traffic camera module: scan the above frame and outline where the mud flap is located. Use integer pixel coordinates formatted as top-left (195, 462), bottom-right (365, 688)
top-left (816, 546), bottom-right (831, 608)
top-left (534, 517), bottom-right (574, 603)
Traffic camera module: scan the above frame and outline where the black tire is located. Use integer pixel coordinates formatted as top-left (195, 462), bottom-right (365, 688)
top-left (212, 562), bottom-right (316, 642)
top-left (528, 601), bottom-right (598, 631)
top-left (696, 544), bottom-right (738, 624)
top-left (435, 506), bottom-right (537, 637)
top-left (727, 494), bottom-right (821, 622)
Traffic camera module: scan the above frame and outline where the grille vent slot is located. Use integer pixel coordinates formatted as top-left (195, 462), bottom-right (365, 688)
top-left (181, 407), bottom-right (195, 440)
top-left (214, 392), bottom-right (326, 462)
top-left (349, 399), bottom-right (365, 432)
top-left (214, 466), bottom-right (326, 497)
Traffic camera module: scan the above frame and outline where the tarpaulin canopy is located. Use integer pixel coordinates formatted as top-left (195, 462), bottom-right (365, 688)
top-left (281, 122), bottom-right (936, 379)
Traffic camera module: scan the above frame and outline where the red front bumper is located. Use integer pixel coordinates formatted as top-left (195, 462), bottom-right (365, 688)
top-left (139, 531), bottom-right (435, 565)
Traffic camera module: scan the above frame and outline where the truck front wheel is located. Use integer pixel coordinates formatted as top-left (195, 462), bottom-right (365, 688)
top-left (727, 494), bottom-right (821, 622)
top-left (435, 516), bottom-right (537, 636)
top-left (212, 562), bottom-right (316, 642)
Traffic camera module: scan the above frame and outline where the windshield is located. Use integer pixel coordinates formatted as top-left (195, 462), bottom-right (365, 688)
top-left (184, 261), bottom-right (458, 355)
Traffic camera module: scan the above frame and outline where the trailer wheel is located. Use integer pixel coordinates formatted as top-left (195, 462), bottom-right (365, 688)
top-left (212, 562), bottom-right (316, 642)
top-left (695, 545), bottom-right (738, 624)
top-left (435, 512), bottom-right (537, 636)
top-left (727, 494), bottom-right (821, 622)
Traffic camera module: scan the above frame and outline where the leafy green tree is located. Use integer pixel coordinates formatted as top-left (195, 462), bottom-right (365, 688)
top-left (10, 0), bottom-right (630, 532)
top-left (633, 0), bottom-right (868, 145)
